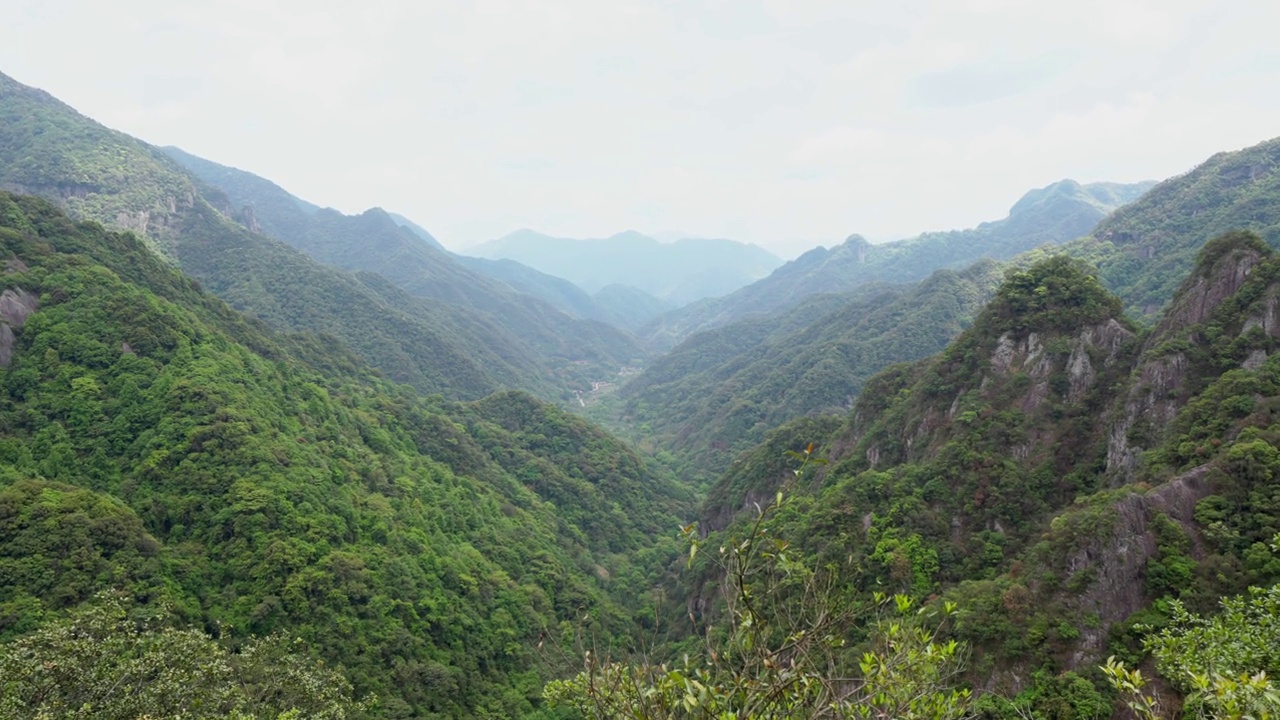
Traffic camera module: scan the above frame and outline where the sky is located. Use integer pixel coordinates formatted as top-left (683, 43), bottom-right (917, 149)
top-left (3, 1), bottom-right (1280, 258)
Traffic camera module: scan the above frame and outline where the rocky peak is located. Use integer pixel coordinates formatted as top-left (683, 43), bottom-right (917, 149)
top-left (1107, 231), bottom-right (1275, 481)
top-left (1153, 231), bottom-right (1268, 335)
top-left (838, 234), bottom-right (870, 264)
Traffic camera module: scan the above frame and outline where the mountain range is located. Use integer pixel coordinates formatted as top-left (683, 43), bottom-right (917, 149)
top-left (0, 71), bottom-right (641, 402)
top-left (641, 178), bottom-right (1154, 350)
top-left (466, 228), bottom-right (783, 307)
top-left (4, 65), bottom-right (1280, 720)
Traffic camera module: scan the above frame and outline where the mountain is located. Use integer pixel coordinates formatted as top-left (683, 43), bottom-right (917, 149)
top-left (164, 144), bottom-right (671, 332)
top-left (612, 260), bottom-right (1004, 485)
top-left (643, 179), bottom-right (1153, 350)
top-left (0, 70), bottom-right (637, 401)
top-left (1062, 136), bottom-right (1280, 319)
top-left (591, 283), bottom-right (673, 330)
top-left (467, 229), bottom-right (783, 306)
top-left (386, 210), bottom-right (446, 250)
top-left (454, 254), bottom-right (603, 315)
top-left (160, 145), bottom-right (645, 387)
top-left (685, 235), bottom-right (1280, 706)
top-left (0, 192), bottom-right (691, 716)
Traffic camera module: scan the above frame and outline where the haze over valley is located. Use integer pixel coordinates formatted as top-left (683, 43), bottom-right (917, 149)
top-left (4, 4), bottom-right (1280, 719)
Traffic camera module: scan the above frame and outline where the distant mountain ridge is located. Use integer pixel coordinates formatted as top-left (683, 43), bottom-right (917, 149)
top-left (642, 178), bottom-right (1154, 350)
top-left (0, 70), bottom-right (640, 400)
top-left (1060, 136), bottom-right (1280, 319)
top-left (163, 145), bottom-right (667, 332)
top-left (467, 228), bottom-right (783, 306)
top-left (615, 261), bottom-right (1004, 485)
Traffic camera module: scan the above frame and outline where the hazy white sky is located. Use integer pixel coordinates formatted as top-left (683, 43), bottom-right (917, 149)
top-left (3, 1), bottom-right (1279, 256)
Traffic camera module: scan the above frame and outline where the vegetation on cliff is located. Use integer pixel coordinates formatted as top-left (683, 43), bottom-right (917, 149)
top-left (0, 193), bottom-right (687, 718)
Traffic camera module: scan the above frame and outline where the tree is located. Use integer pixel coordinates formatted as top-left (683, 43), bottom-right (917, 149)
top-left (544, 446), bottom-right (974, 719)
top-left (0, 593), bottom-right (371, 720)
top-left (1104, 538), bottom-right (1280, 720)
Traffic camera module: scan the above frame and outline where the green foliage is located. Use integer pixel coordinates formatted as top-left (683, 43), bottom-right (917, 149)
top-left (0, 193), bottom-right (686, 717)
top-left (983, 257), bottom-right (1122, 337)
top-left (546, 454), bottom-right (973, 719)
top-left (1145, 513), bottom-right (1196, 600)
top-left (1104, 578), bottom-right (1280, 719)
top-left (0, 479), bottom-right (167, 637)
top-left (973, 670), bottom-right (1112, 720)
top-left (0, 71), bottom-right (641, 404)
top-left (0, 593), bottom-right (369, 719)
top-left (1067, 136), bottom-right (1280, 321)
top-left (615, 260), bottom-right (1004, 486)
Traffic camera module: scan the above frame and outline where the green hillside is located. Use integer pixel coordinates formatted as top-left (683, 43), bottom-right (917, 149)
top-left (679, 239), bottom-right (1280, 713)
top-left (0, 71), bottom-right (635, 402)
top-left (0, 192), bottom-right (690, 717)
top-left (644, 179), bottom-right (1152, 350)
top-left (7, 63), bottom-right (1280, 720)
top-left (613, 260), bottom-right (1004, 485)
top-left (163, 146), bottom-right (645, 372)
top-left (1063, 136), bottom-right (1280, 319)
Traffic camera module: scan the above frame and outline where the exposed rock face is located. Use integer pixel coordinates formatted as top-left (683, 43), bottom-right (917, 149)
top-left (0, 287), bottom-right (38, 367)
top-left (1239, 288), bottom-right (1280, 370)
top-left (239, 206), bottom-right (262, 234)
top-left (1107, 351), bottom-right (1189, 481)
top-left (1153, 247), bottom-right (1261, 334)
top-left (990, 331), bottom-right (1041, 375)
top-left (989, 321), bottom-right (1133, 411)
top-left (1060, 466), bottom-right (1212, 669)
top-left (1106, 244), bottom-right (1271, 483)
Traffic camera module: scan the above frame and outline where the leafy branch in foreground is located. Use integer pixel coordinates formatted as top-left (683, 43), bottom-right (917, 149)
top-left (1103, 536), bottom-right (1280, 720)
top-left (545, 444), bottom-right (974, 719)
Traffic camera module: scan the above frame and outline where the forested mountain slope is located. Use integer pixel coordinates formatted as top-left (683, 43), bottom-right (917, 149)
top-left (688, 236), bottom-right (1280, 708)
top-left (613, 260), bottom-right (1004, 485)
top-left (1063, 135), bottom-right (1280, 319)
top-left (162, 145), bottom-right (647, 359)
top-left (0, 70), bottom-right (636, 401)
top-left (643, 179), bottom-right (1152, 350)
top-left (168, 143), bottom-right (656, 329)
top-left (468, 229), bottom-right (782, 306)
top-left (0, 193), bottom-right (691, 717)
top-left (615, 138), bottom-right (1280, 489)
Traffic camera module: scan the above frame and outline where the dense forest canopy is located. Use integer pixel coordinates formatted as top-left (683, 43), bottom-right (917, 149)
top-left (4, 66), bottom-right (1280, 720)
top-left (0, 192), bottom-right (689, 717)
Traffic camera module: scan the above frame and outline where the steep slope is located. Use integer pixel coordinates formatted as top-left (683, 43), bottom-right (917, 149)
top-left (690, 236), bottom-right (1280, 702)
top-left (468, 229), bottom-right (783, 306)
top-left (614, 260), bottom-right (1004, 485)
top-left (163, 145), bottom-right (645, 372)
top-left (591, 284), bottom-right (674, 330)
top-left (386, 211), bottom-right (447, 250)
top-left (161, 148), bottom-right (657, 330)
top-left (0, 193), bottom-right (690, 717)
top-left (1065, 135), bottom-right (1280, 319)
top-left (0, 70), bottom-right (634, 401)
top-left (645, 179), bottom-right (1152, 350)
top-left (454, 254), bottom-right (604, 317)
top-left (450, 257), bottom-right (672, 331)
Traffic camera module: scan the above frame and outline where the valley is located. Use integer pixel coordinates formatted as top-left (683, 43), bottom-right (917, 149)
top-left (2, 59), bottom-right (1280, 720)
